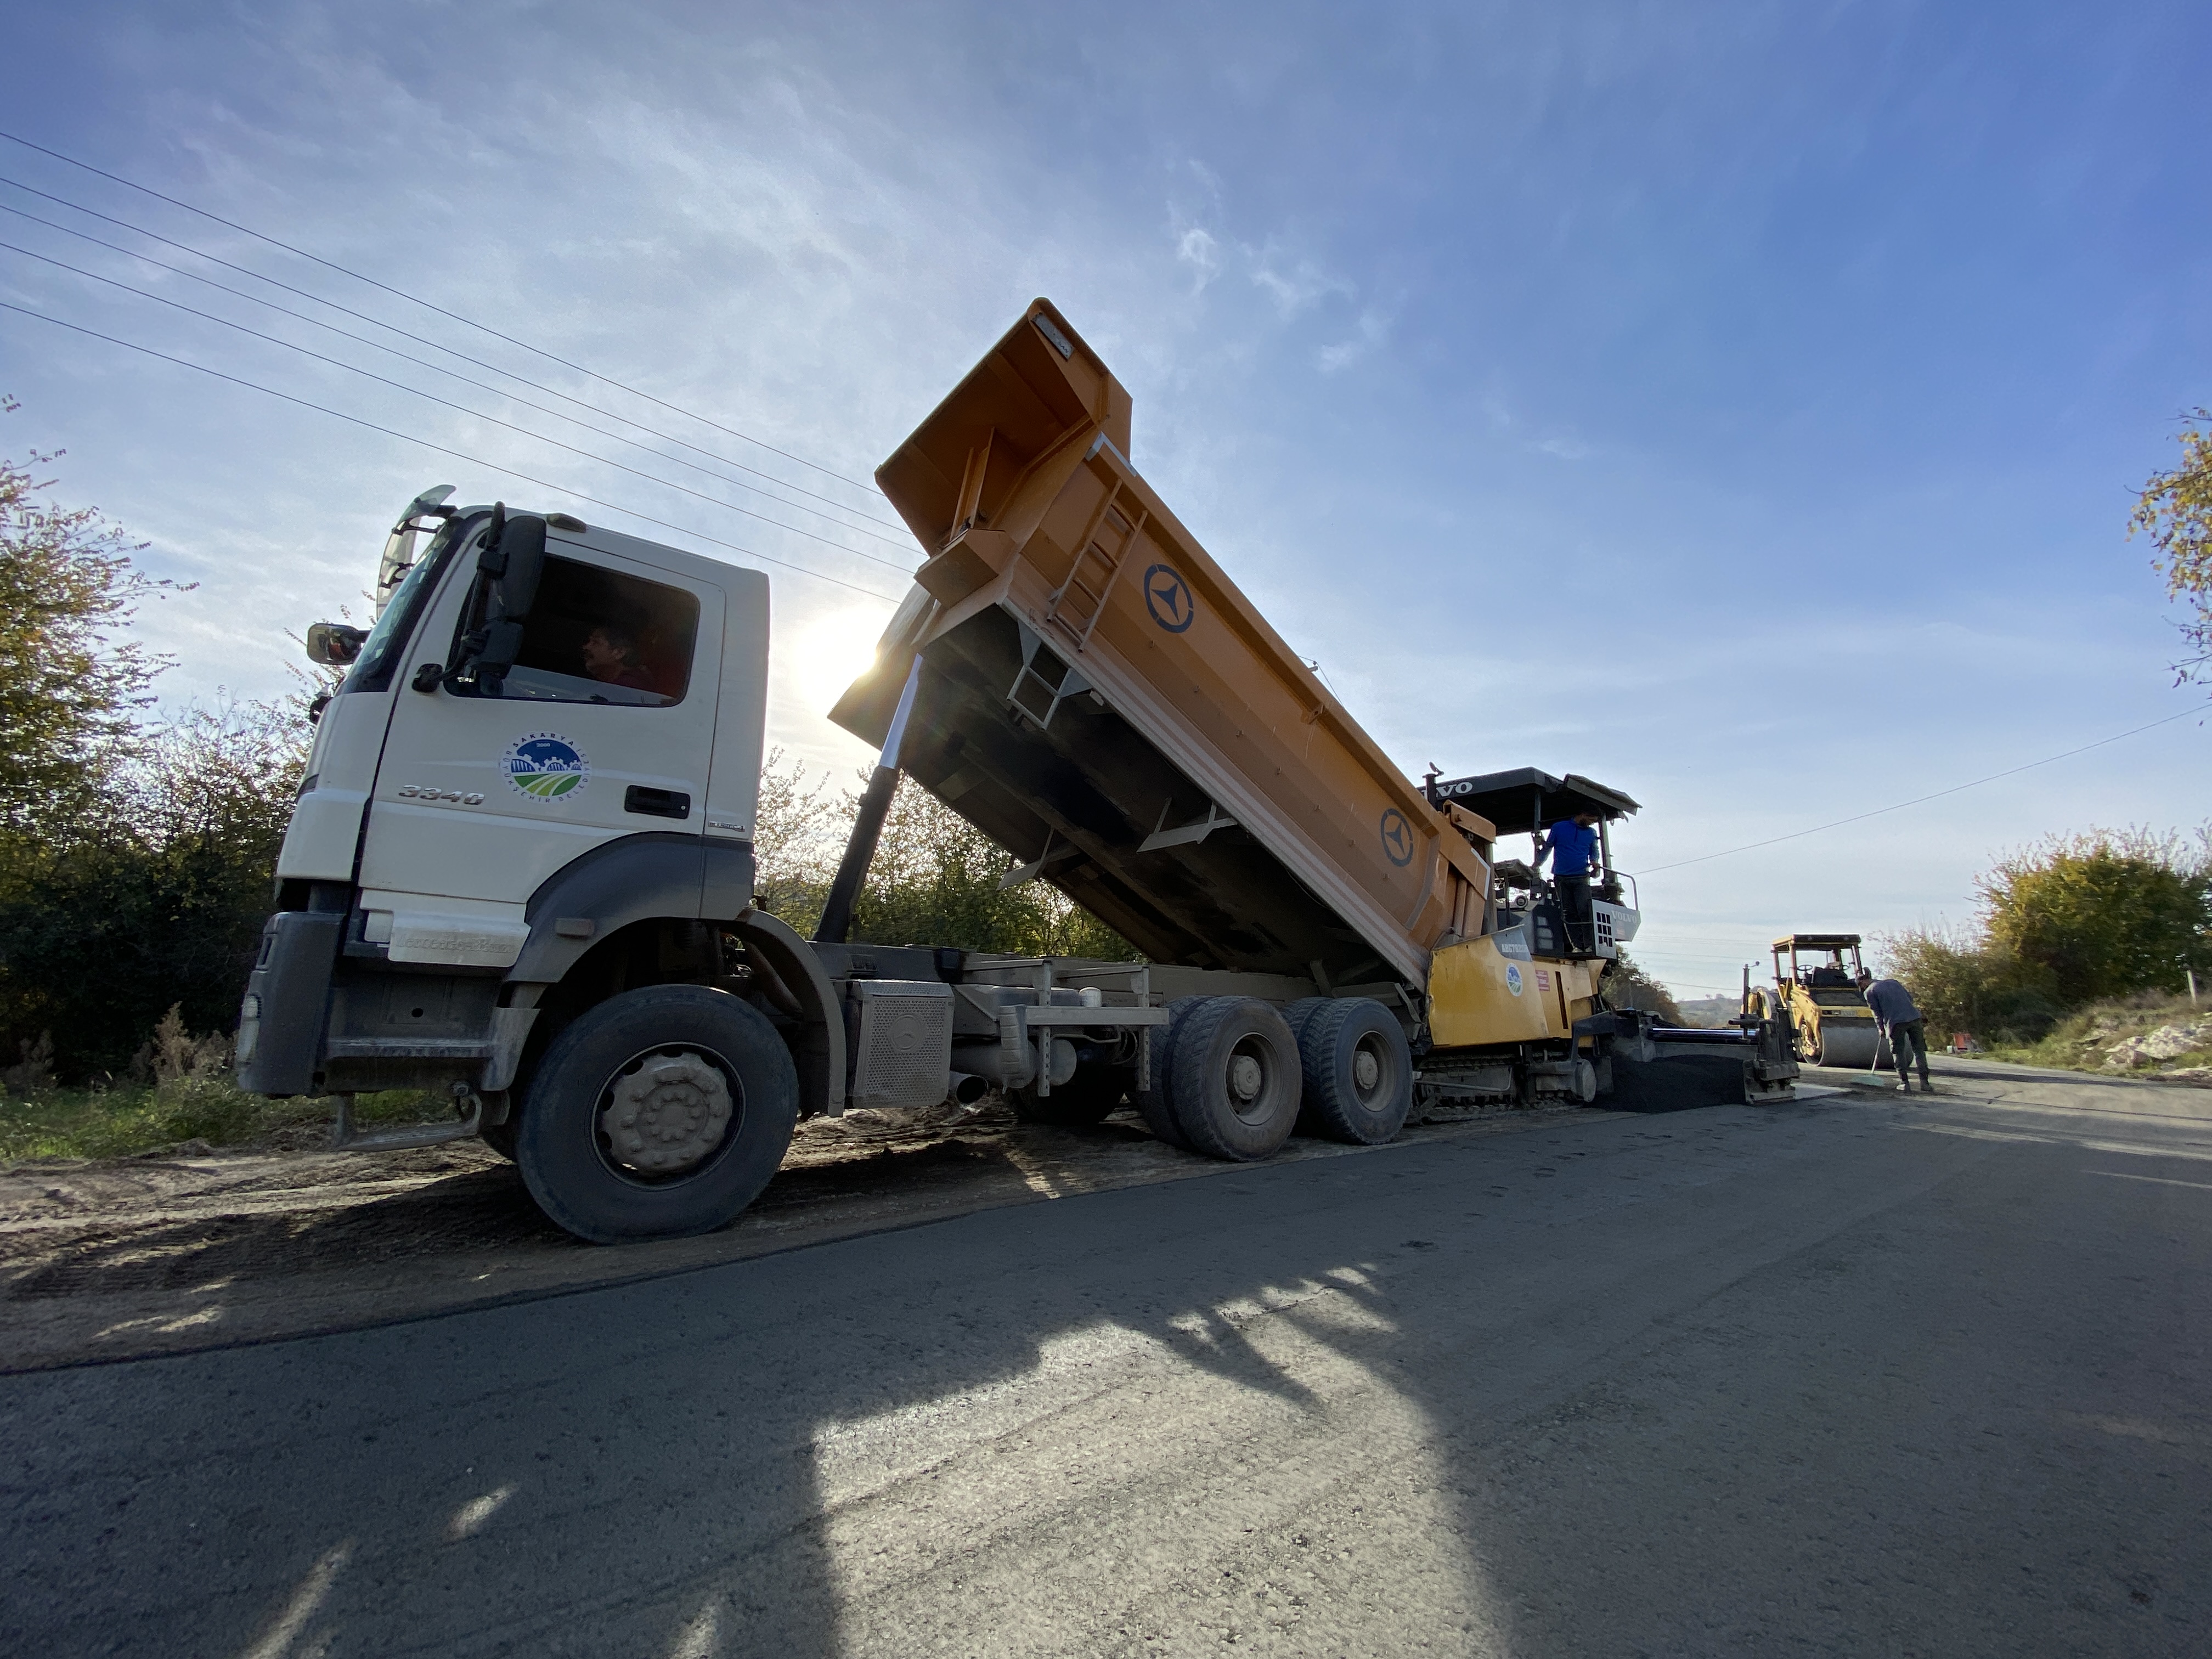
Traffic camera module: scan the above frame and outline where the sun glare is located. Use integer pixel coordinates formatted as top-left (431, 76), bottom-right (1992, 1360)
top-left (792, 610), bottom-right (886, 717)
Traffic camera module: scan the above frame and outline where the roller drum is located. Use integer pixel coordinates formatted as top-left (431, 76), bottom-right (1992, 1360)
top-left (1815, 1022), bottom-right (1884, 1070)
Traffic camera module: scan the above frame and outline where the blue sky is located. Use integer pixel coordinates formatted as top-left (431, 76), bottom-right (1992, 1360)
top-left (2, 1), bottom-right (2207, 1001)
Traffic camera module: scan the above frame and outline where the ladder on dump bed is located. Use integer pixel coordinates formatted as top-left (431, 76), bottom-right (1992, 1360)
top-left (1045, 476), bottom-right (1149, 652)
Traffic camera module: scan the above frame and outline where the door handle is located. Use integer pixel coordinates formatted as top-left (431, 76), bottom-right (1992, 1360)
top-left (624, 786), bottom-right (691, 820)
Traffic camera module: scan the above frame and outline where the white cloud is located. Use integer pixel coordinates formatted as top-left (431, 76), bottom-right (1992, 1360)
top-left (1318, 307), bottom-right (1391, 373)
top-left (1175, 225), bottom-right (1221, 291)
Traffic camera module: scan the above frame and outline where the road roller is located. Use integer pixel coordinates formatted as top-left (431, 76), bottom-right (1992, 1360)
top-left (1745, 934), bottom-right (1892, 1070)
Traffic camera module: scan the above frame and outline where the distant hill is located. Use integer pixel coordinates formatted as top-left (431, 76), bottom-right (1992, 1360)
top-left (1675, 995), bottom-right (1742, 1028)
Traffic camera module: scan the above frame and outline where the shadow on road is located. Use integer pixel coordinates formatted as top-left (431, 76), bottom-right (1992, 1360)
top-left (4, 1085), bottom-right (2208, 1656)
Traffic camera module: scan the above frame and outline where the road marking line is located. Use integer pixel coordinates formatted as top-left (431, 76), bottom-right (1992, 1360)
top-left (2087, 1170), bottom-right (2212, 1191)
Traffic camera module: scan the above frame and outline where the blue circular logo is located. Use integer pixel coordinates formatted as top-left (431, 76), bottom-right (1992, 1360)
top-left (1143, 564), bottom-right (1195, 633)
top-left (504, 733), bottom-right (590, 800)
top-left (1505, 963), bottom-right (1525, 996)
top-left (1380, 808), bottom-right (1414, 866)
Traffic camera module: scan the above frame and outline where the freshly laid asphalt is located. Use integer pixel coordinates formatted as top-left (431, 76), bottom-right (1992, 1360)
top-left (3, 1059), bottom-right (2207, 1657)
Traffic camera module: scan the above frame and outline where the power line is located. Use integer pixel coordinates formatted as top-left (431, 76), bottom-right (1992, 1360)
top-left (0, 239), bottom-right (916, 574)
top-left (0, 185), bottom-right (911, 538)
top-left (0, 129), bottom-right (890, 499)
top-left (0, 300), bottom-right (904, 603)
top-left (1641, 706), bottom-right (2207, 874)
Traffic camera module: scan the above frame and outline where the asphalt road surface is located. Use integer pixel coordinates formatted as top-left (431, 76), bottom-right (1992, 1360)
top-left (4, 1066), bottom-right (2207, 1657)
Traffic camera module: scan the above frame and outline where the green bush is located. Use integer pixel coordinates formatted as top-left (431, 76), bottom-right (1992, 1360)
top-left (0, 701), bottom-right (304, 1077)
top-left (1879, 826), bottom-right (2209, 1046)
top-left (753, 757), bottom-right (1133, 960)
top-left (1979, 829), bottom-right (2211, 1007)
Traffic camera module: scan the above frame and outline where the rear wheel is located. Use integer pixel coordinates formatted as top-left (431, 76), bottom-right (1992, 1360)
top-left (1013, 1065), bottom-right (1130, 1127)
top-left (515, 984), bottom-right (798, 1244)
top-left (1294, 998), bottom-right (1414, 1144)
top-left (1134, 996), bottom-right (1207, 1150)
top-left (1167, 997), bottom-right (1301, 1161)
top-left (1800, 1020), bottom-right (1824, 1065)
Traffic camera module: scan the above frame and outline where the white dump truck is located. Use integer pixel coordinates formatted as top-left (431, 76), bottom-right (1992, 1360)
top-left (241, 300), bottom-right (1791, 1242)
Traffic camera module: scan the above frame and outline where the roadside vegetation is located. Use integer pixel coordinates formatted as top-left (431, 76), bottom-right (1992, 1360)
top-left (1977, 992), bottom-right (2211, 1081)
top-left (1879, 827), bottom-right (2211, 1078)
top-left (1604, 951), bottom-right (1684, 1025)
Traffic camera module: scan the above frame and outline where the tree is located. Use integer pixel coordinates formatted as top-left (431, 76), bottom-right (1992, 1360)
top-left (748, 754), bottom-right (1133, 959)
top-left (0, 698), bottom-right (306, 1075)
top-left (851, 778), bottom-right (1132, 958)
top-left (0, 408), bottom-right (182, 830)
top-left (1877, 924), bottom-right (2062, 1044)
top-left (1602, 950), bottom-right (1683, 1025)
top-left (750, 748), bottom-right (844, 932)
top-left (1978, 828), bottom-right (2211, 1007)
top-left (2131, 409), bottom-right (2212, 686)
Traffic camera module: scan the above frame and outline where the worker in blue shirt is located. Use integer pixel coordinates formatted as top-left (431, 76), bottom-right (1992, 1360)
top-left (1537, 810), bottom-right (1602, 952)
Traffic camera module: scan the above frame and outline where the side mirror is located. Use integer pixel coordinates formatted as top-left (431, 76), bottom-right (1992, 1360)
top-left (306, 622), bottom-right (368, 666)
top-left (457, 509), bottom-right (549, 688)
top-left (479, 512), bottom-right (548, 621)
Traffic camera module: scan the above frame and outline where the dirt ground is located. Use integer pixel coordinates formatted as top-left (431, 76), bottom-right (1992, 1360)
top-left (0, 1097), bottom-right (1627, 1375)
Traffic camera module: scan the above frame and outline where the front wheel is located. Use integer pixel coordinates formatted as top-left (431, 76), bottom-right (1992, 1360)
top-left (1799, 1021), bottom-right (1824, 1066)
top-left (515, 984), bottom-right (798, 1244)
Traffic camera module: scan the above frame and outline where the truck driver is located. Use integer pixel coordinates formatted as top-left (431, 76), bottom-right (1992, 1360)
top-left (582, 623), bottom-right (656, 692)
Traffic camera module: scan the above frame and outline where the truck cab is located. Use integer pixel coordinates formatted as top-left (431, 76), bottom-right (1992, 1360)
top-left (239, 495), bottom-right (844, 1239)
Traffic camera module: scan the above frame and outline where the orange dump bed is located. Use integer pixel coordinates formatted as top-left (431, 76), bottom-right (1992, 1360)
top-left (833, 301), bottom-right (1491, 990)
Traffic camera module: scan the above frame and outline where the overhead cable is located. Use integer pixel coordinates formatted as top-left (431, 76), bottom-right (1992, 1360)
top-left (0, 185), bottom-right (910, 537)
top-left (1, 240), bottom-right (915, 573)
top-left (0, 130), bottom-right (889, 498)
top-left (0, 300), bottom-right (903, 603)
top-left (1643, 706), bottom-right (2207, 874)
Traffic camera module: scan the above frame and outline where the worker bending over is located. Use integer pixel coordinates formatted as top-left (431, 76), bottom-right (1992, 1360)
top-left (1538, 809), bottom-right (1602, 952)
top-left (1857, 968), bottom-right (1933, 1094)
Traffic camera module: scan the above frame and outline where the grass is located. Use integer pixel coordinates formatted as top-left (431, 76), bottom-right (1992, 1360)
top-left (0, 1079), bottom-right (452, 1163)
top-left (1980, 991), bottom-right (2212, 1077)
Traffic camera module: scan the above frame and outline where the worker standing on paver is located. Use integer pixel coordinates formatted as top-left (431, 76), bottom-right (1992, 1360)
top-left (1539, 809), bottom-right (1603, 952)
top-left (1857, 968), bottom-right (1933, 1094)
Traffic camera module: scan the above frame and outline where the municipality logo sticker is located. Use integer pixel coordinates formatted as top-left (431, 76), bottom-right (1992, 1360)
top-left (1505, 963), bottom-right (1525, 997)
top-left (504, 733), bottom-right (590, 800)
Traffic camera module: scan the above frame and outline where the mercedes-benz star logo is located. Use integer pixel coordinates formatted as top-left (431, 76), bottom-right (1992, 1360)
top-left (1143, 564), bottom-right (1195, 633)
top-left (1380, 808), bottom-right (1414, 867)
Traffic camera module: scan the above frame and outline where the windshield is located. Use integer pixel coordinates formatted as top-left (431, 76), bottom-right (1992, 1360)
top-left (343, 512), bottom-right (477, 693)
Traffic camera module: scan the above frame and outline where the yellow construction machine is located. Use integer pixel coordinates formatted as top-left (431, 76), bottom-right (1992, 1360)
top-left (1748, 934), bottom-right (1891, 1070)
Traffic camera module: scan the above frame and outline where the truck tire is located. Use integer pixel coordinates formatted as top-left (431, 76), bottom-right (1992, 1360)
top-left (514, 984), bottom-right (798, 1244)
top-left (1282, 997), bottom-right (1333, 1135)
top-left (1167, 996), bottom-right (1301, 1162)
top-left (1133, 996), bottom-right (1208, 1150)
top-left (1293, 997), bottom-right (1413, 1144)
top-left (1013, 1065), bottom-right (1130, 1127)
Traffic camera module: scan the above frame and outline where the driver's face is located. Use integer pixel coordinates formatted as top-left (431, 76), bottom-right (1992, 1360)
top-left (582, 629), bottom-right (619, 674)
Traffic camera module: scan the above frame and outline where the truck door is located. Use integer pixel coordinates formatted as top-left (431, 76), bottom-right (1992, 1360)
top-left (357, 524), bottom-right (724, 943)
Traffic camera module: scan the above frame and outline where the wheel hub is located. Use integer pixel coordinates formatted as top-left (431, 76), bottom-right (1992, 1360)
top-left (600, 1051), bottom-right (732, 1176)
top-left (1352, 1046), bottom-right (1381, 1093)
top-left (1228, 1053), bottom-right (1264, 1100)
